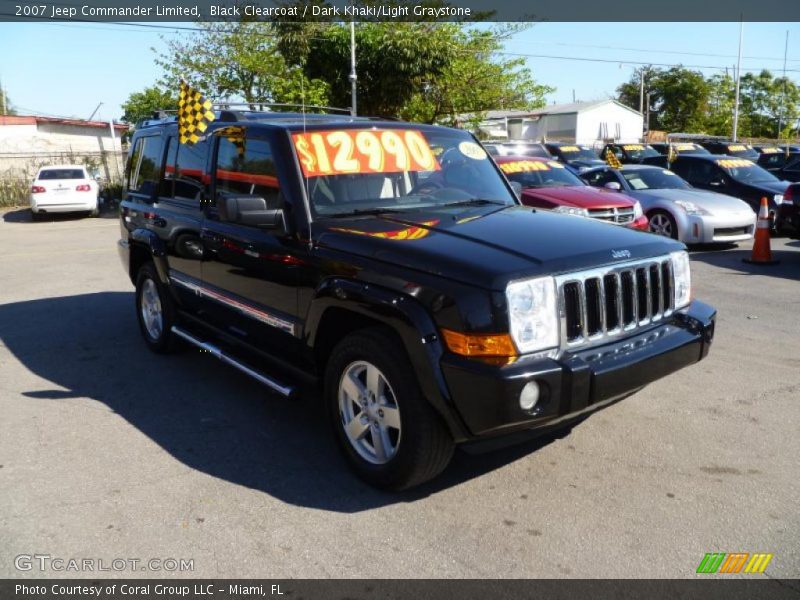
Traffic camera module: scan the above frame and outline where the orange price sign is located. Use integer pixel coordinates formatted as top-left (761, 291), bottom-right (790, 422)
top-left (292, 129), bottom-right (440, 177)
top-left (499, 160), bottom-right (552, 174)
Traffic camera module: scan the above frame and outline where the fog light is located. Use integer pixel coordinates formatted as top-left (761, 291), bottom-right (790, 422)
top-left (519, 381), bottom-right (540, 411)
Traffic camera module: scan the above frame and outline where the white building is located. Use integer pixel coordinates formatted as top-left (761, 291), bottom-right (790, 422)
top-left (0, 115), bottom-right (128, 182)
top-left (469, 100), bottom-right (645, 146)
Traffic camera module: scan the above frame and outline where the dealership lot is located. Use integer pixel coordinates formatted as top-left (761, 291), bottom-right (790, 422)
top-left (0, 209), bottom-right (798, 578)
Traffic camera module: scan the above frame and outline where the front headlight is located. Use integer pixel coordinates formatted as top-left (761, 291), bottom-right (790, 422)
top-left (505, 277), bottom-right (559, 353)
top-left (553, 205), bottom-right (589, 217)
top-left (670, 250), bottom-right (691, 309)
top-left (633, 201), bottom-right (644, 219)
top-left (674, 200), bottom-right (709, 216)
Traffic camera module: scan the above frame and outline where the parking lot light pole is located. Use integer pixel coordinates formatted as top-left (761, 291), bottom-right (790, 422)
top-left (732, 19), bottom-right (744, 142)
top-left (350, 20), bottom-right (357, 117)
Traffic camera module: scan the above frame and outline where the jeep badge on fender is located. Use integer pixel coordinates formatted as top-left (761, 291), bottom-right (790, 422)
top-left (117, 108), bottom-right (716, 491)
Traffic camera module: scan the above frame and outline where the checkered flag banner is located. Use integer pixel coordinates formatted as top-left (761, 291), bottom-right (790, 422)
top-left (178, 81), bottom-right (215, 144)
top-left (605, 147), bottom-right (622, 169)
top-left (668, 144), bottom-right (678, 163)
top-left (217, 126), bottom-right (246, 157)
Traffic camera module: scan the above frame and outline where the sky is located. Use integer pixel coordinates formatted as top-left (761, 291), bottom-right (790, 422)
top-left (0, 21), bottom-right (798, 122)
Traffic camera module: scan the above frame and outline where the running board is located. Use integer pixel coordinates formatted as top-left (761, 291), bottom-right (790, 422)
top-left (171, 326), bottom-right (296, 398)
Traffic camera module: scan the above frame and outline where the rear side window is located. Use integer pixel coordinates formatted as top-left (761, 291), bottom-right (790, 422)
top-left (38, 169), bottom-right (85, 180)
top-left (127, 135), bottom-right (164, 195)
top-left (215, 133), bottom-right (280, 209)
top-left (161, 136), bottom-right (210, 203)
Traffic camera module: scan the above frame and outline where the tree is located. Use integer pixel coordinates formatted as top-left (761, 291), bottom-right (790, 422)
top-left (0, 84), bottom-right (14, 115)
top-left (155, 21), bottom-right (329, 109)
top-left (121, 86), bottom-right (178, 125)
top-left (399, 25), bottom-right (553, 125)
top-left (705, 72), bottom-right (736, 136)
top-left (739, 70), bottom-right (800, 139)
top-left (616, 66), bottom-right (659, 115)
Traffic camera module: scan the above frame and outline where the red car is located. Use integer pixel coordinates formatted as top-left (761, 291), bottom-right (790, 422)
top-left (496, 156), bottom-right (649, 231)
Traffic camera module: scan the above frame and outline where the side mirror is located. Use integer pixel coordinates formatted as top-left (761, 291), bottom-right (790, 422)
top-left (509, 181), bottom-right (523, 199)
top-left (604, 181), bottom-right (622, 191)
top-left (217, 195), bottom-right (286, 230)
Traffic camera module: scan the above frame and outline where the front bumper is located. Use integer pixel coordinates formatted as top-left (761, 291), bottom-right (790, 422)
top-left (441, 300), bottom-right (716, 439)
top-left (778, 203), bottom-right (800, 236)
top-left (678, 212), bottom-right (755, 244)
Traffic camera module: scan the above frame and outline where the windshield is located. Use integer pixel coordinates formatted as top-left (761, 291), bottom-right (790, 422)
top-left (555, 145), bottom-right (599, 161)
top-left (622, 169), bottom-right (690, 190)
top-left (502, 144), bottom-right (550, 158)
top-left (621, 144), bottom-right (660, 160)
top-left (499, 160), bottom-right (584, 188)
top-left (674, 143), bottom-right (710, 155)
top-left (717, 158), bottom-right (780, 183)
top-left (293, 128), bottom-right (517, 217)
top-left (725, 144), bottom-right (759, 159)
top-left (38, 169), bottom-right (85, 180)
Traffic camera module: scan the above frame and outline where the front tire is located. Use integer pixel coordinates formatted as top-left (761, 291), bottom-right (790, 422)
top-left (648, 209), bottom-right (679, 240)
top-left (325, 328), bottom-right (454, 491)
top-left (135, 263), bottom-right (178, 353)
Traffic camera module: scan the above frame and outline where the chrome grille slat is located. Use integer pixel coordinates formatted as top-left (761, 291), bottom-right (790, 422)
top-left (556, 256), bottom-right (676, 351)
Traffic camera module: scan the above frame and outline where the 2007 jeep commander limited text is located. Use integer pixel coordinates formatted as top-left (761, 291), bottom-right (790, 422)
top-left (118, 110), bottom-right (716, 490)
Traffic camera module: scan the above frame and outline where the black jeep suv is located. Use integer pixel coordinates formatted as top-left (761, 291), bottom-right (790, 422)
top-left (118, 111), bottom-right (716, 490)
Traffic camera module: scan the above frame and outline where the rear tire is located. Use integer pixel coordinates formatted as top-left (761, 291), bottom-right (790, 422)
top-left (135, 262), bottom-right (179, 354)
top-left (325, 327), bottom-right (454, 491)
top-left (648, 209), bottom-right (679, 240)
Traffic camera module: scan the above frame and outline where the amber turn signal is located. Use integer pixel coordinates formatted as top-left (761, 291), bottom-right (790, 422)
top-left (440, 328), bottom-right (517, 357)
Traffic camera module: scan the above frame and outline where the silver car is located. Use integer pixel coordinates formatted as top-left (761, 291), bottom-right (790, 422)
top-left (581, 165), bottom-right (756, 244)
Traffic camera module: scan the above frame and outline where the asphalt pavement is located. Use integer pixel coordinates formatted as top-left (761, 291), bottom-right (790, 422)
top-left (1, 207), bottom-right (798, 578)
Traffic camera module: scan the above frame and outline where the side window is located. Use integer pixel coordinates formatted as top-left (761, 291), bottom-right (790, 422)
top-left (785, 157), bottom-right (800, 173)
top-left (127, 135), bottom-right (164, 196)
top-left (160, 136), bottom-right (178, 197)
top-left (215, 134), bottom-right (281, 209)
top-left (174, 138), bottom-right (210, 202)
top-left (670, 160), bottom-right (691, 181)
top-left (583, 169), bottom-right (616, 188)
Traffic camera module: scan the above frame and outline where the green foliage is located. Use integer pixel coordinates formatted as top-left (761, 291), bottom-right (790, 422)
top-left (400, 24), bottom-right (553, 125)
top-left (0, 84), bottom-right (14, 115)
top-left (148, 5), bottom-right (550, 122)
top-left (617, 66), bottom-right (800, 139)
top-left (155, 21), bottom-right (329, 109)
top-left (121, 86), bottom-right (178, 125)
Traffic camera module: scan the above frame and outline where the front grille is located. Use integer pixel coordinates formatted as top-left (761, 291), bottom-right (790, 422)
top-left (587, 206), bottom-right (635, 225)
top-left (556, 256), bottom-right (675, 349)
top-left (713, 225), bottom-right (753, 237)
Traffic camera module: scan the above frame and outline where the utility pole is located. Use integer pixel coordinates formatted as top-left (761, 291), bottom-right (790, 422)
top-left (778, 30), bottom-right (789, 142)
top-left (639, 68), bottom-right (647, 140)
top-left (349, 20), bottom-right (357, 117)
top-left (732, 19), bottom-right (744, 142)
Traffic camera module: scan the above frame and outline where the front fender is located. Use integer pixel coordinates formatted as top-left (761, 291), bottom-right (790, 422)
top-left (304, 278), bottom-right (471, 442)
top-left (130, 228), bottom-right (170, 284)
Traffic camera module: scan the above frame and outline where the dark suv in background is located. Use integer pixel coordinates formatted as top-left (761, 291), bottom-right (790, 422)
top-left (118, 110), bottom-right (716, 490)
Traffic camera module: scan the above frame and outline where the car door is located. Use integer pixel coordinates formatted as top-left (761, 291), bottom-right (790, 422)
top-left (199, 128), bottom-right (304, 358)
top-left (154, 131), bottom-right (208, 312)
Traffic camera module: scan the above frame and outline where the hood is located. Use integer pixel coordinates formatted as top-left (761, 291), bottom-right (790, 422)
top-left (521, 185), bottom-right (636, 209)
top-left (739, 179), bottom-right (790, 196)
top-left (315, 206), bottom-right (681, 290)
top-left (631, 188), bottom-right (754, 214)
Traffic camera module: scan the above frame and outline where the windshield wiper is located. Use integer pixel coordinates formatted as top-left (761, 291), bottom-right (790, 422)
top-left (438, 198), bottom-right (508, 208)
top-left (327, 207), bottom-right (406, 218)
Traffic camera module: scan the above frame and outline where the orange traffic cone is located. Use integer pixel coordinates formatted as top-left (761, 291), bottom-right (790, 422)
top-left (743, 197), bottom-right (779, 265)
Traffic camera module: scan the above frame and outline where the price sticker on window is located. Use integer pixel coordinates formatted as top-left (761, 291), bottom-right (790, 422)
top-left (727, 144), bottom-right (747, 152)
top-left (717, 158), bottom-right (754, 168)
top-left (623, 144), bottom-right (644, 151)
top-left (499, 160), bottom-right (552, 173)
top-left (560, 145), bottom-right (580, 152)
top-left (292, 129), bottom-right (440, 177)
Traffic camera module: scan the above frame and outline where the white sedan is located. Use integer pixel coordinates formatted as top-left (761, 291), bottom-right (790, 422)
top-left (30, 165), bottom-right (100, 219)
